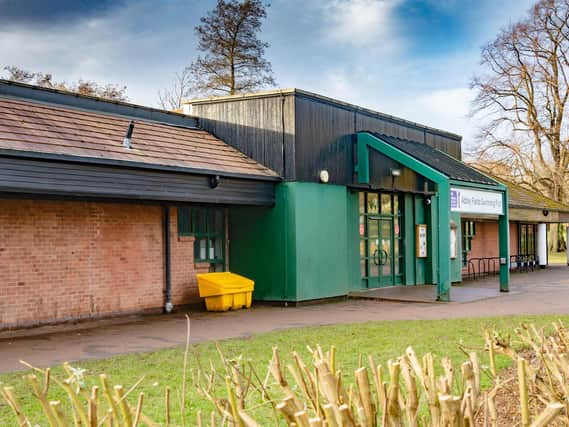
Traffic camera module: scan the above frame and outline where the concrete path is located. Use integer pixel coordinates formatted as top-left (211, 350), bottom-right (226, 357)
top-left (0, 265), bottom-right (568, 373)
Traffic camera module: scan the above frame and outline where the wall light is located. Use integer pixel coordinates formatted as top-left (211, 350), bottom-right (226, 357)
top-left (319, 170), bottom-right (330, 183)
top-left (391, 168), bottom-right (402, 177)
top-left (209, 175), bottom-right (220, 189)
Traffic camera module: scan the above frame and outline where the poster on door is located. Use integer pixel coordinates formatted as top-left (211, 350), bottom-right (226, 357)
top-left (416, 224), bottom-right (427, 258)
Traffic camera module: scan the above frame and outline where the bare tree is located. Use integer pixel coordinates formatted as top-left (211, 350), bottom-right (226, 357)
top-left (157, 68), bottom-right (193, 110)
top-left (3, 66), bottom-right (129, 102)
top-left (471, 0), bottom-right (569, 205)
top-left (189, 0), bottom-right (275, 96)
top-left (471, 0), bottom-right (569, 252)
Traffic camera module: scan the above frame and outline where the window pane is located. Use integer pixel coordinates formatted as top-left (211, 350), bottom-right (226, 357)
top-left (394, 195), bottom-right (399, 216)
top-left (361, 258), bottom-right (367, 277)
top-left (367, 193), bottom-right (379, 214)
top-left (213, 237), bottom-right (224, 260)
top-left (194, 238), bottom-right (207, 260)
top-left (207, 239), bottom-right (215, 260)
top-left (360, 239), bottom-right (366, 258)
top-left (368, 219), bottom-right (379, 238)
top-left (214, 209), bottom-right (224, 233)
top-left (381, 194), bottom-right (392, 215)
top-left (359, 193), bottom-right (365, 214)
top-left (394, 238), bottom-right (400, 275)
top-left (177, 207), bottom-right (190, 236)
top-left (369, 238), bottom-right (379, 278)
top-left (528, 226), bottom-right (535, 255)
top-left (193, 208), bottom-right (207, 234)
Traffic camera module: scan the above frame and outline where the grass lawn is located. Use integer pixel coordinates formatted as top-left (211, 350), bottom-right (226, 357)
top-left (1, 314), bottom-right (568, 425)
top-left (549, 250), bottom-right (567, 264)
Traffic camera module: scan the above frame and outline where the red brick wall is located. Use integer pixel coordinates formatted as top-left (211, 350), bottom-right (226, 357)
top-left (462, 221), bottom-right (518, 275)
top-left (0, 200), bottom-right (205, 329)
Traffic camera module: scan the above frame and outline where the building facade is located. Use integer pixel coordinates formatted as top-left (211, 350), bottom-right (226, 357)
top-left (462, 178), bottom-right (569, 278)
top-left (184, 89), bottom-right (510, 303)
top-left (0, 80), bottom-right (279, 329)
top-left (1, 82), bottom-right (567, 330)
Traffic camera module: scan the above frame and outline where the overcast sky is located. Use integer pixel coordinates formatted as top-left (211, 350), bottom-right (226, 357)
top-left (0, 0), bottom-right (535, 149)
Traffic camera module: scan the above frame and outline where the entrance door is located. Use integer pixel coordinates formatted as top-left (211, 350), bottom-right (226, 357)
top-left (367, 217), bottom-right (394, 287)
top-left (359, 192), bottom-right (403, 288)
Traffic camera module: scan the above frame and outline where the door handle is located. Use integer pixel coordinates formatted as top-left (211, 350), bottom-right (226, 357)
top-left (373, 249), bottom-right (380, 265)
top-left (381, 249), bottom-right (389, 265)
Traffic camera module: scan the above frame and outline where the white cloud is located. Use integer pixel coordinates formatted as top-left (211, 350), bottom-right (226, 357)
top-left (321, 0), bottom-right (403, 50)
top-left (0, 0), bottom-right (200, 107)
top-left (395, 87), bottom-right (477, 142)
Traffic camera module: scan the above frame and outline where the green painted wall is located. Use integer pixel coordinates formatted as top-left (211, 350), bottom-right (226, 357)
top-left (228, 185), bottom-right (295, 301)
top-left (403, 194), bottom-right (430, 285)
top-left (229, 182), bottom-right (360, 302)
top-left (230, 181), bottom-right (460, 301)
top-left (292, 182), bottom-right (360, 300)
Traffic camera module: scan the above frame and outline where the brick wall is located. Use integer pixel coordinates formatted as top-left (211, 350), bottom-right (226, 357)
top-left (0, 199), bottom-right (205, 329)
top-left (462, 221), bottom-right (518, 275)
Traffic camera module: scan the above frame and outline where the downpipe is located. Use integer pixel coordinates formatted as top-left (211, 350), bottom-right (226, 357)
top-left (163, 205), bottom-right (173, 313)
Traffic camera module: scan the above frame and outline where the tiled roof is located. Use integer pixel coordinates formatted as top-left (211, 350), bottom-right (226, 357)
top-left (0, 96), bottom-right (279, 180)
top-left (492, 176), bottom-right (569, 213)
top-left (367, 132), bottom-right (498, 186)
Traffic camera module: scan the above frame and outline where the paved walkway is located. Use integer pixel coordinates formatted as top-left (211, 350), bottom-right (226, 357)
top-left (0, 265), bottom-right (568, 373)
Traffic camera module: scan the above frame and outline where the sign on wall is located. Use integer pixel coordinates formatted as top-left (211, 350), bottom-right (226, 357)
top-left (416, 224), bottom-right (428, 258)
top-left (450, 187), bottom-right (503, 215)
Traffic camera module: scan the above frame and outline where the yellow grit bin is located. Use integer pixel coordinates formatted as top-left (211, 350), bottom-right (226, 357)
top-left (197, 272), bottom-right (255, 311)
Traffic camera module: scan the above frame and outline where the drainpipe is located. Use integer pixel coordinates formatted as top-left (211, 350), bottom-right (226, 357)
top-left (163, 205), bottom-right (173, 313)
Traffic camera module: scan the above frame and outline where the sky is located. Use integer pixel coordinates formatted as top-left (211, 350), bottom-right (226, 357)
top-left (0, 0), bottom-right (535, 150)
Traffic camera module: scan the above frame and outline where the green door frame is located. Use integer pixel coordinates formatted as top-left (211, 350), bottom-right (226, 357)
top-left (355, 132), bottom-right (509, 301)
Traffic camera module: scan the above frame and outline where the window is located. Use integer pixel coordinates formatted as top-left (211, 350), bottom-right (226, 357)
top-left (519, 223), bottom-right (537, 256)
top-left (461, 220), bottom-right (476, 266)
top-left (178, 206), bottom-right (225, 268)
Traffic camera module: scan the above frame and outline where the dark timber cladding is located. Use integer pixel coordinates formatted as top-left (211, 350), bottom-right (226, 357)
top-left (188, 92), bottom-right (296, 179)
top-left (188, 89), bottom-right (462, 185)
top-left (0, 157), bottom-right (275, 205)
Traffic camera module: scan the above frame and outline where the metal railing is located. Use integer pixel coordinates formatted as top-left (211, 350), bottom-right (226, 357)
top-left (462, 254), bottom-right (539, 281)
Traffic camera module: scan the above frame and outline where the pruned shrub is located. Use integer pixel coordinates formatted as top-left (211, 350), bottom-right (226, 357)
top-left (2, 319), bottom-right (569, 426)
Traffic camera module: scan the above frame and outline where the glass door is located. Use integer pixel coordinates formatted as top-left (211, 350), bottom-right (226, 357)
top-left (379, 218), bottom-right (393, 285)
top-left (359, 192), bottom-right (403, 288)
top-left (366, 217), bottom-right (394, 286)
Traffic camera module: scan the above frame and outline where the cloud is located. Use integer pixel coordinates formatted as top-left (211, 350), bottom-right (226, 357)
top-left (0, 0), bottom-right (203, 107)
top-left (320, 0), bottom-right (403, 50)
top-left (408, 87), bottom-right (477, 142)
top-left (0, 0), bottom-right (124, 27)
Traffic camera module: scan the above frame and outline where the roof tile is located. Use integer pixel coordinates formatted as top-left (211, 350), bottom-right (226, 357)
top-left (0, 97), bottom-right (280, 179)
top-left (367, 132), bottom-right (497, 186)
